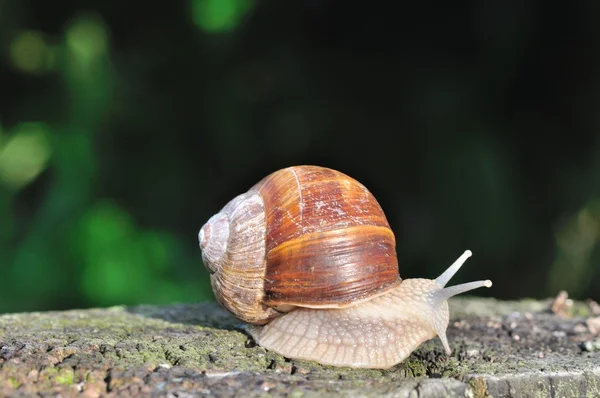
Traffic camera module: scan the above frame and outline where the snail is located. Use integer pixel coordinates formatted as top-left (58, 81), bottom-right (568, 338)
top-left (198, 165), bottom-right (492, 369)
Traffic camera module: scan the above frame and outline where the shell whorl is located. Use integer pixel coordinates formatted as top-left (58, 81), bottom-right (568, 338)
top-left (199, 191), bottom-right (280, 324)
top-left (198, 213), bottom-right (230, 272)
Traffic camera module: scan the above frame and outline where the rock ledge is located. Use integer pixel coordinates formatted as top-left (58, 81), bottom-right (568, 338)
top-left (1, 297), bottom-right (599, 397)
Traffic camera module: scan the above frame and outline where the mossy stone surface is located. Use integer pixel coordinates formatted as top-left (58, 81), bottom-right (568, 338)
top-left (1, 298), bottom-right (599, 397)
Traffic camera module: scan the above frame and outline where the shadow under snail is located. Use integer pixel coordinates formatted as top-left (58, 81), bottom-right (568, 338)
top-left (198, 165), bottom-right (492, 369)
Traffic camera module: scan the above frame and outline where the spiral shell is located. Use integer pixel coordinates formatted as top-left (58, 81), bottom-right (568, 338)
top-left (199, 165), bottom-right (400, 324)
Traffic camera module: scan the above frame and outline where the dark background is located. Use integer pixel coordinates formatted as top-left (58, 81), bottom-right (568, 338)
top-left (1, 1), bottom-right (599, 314)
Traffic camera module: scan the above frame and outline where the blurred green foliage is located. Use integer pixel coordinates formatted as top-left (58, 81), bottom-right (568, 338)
top-left (1, 1), bottom-right (599, 314)
top-left (1, 7), bottom-right (213, 313)
top-left (192, 0), bottom-right (252, 33)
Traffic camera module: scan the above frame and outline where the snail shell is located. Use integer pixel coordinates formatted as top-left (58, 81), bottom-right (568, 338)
top-left (199, 165), bottom-right (400, 325)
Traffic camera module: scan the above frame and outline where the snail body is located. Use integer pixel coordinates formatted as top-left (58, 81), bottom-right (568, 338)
top-left (198, 165), bottom-right (491, 369)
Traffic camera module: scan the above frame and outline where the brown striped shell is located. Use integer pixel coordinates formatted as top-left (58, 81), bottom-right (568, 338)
top-left (198, 165), bottom-right (401, 325)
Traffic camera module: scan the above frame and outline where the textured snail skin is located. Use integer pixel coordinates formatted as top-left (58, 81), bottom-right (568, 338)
top-left (247, 252), bottom-right (492, 369)
top-left (248, 279), bottom-right (449, 369)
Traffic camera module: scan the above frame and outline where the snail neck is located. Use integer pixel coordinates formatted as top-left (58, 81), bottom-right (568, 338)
top-left (385, 278), bottom-right (450, 353)
top-left (388, 249), bottom-right (492, 354)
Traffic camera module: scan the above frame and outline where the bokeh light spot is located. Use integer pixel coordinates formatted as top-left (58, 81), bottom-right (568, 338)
top-left (0, 122), bottom-right (52, 189)
top-left (9, 31), bottom-right (54, 73)
top-left (78, 200), bottom-right (188, 305)
top-left (191, 0), bottom-right (252, 33)
top-left (66, 14), bottom-right (108, 66)
top-left (549, 200), bottom-right (600, 296)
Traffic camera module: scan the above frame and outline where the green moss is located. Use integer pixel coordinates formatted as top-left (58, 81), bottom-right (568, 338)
top-left (55, 368), bottom-right (74, 386)
top-left (584, 371), bottom-right (600, 397)
top-left (1, 301), bottom-right (599, 397)
top-left (569, 301), bottom-right (593, 318)
top-left (467, 377), bottom-right (490, 398)
top-left (403, 358), bottom-right (428, 377)
top-left (8, 377), bottom-right (20, 389)
top-left (39, 367), bottom-right (58, 380)
top-left (39, 367), bottom-right (75, 386)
